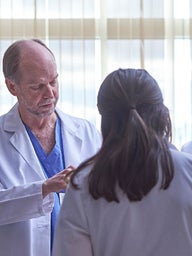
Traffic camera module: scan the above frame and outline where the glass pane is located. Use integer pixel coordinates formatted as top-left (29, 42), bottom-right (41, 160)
top-left (107, 0), bottom-right (140, 18)
top-left (174, 0), bottom-right (190, 18)
top-left (36, 0), bottom-right (95, 19)
top-left (49, 39), bottom-right (98, 124)
top-left (143, 0), bottom-right (164, 18)
top-left (0, 40), bottom-right (17, 114)
top-left (174, 39), bottom-right (192, 147)
top-left (107, 40), bottom-right (140, 72)
top-left (0, 0), bottom-right (34, 19)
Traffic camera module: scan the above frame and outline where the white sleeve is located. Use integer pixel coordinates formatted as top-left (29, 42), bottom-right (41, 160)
top-left (53, 184), bottom-right (93, 256)
top-left (0, 181), bottom-right (54, 225)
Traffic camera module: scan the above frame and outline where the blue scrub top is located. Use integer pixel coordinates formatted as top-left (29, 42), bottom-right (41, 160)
top-left (25, 117), bottom-right (65, 252)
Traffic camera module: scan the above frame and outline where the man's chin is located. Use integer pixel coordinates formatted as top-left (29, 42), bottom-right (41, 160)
top-left (36, 108), bottom-right (55, 118)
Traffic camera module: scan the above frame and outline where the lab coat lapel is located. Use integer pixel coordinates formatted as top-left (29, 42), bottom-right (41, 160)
top-left (3, 104), bottom-right (45, 179)
top-left (56, 109), bottom-right (82, 168)
top-left (62, 129), bottom-right (82, 168)
top-left (10, 131), bottom-right (45, 178)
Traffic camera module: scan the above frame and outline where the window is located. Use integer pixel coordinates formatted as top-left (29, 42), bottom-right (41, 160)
top-left (0, 0), bottom-right (191, 149)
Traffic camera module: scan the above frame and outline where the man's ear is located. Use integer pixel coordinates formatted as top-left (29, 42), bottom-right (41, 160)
top-left (5, 78), bottom-right (18, 96)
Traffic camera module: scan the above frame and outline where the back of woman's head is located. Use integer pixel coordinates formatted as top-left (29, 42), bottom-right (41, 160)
top-left (97, 68), bottom-right (171, 141)
top-left (73, 68), bottom-right (174, 202)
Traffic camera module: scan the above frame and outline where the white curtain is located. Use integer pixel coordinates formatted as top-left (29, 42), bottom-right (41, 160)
top-left (0, 0), bottom-right (191, 149)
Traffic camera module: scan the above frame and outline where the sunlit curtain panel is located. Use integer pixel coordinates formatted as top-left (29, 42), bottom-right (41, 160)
top-left (0, 0), bottom-right (192, 149)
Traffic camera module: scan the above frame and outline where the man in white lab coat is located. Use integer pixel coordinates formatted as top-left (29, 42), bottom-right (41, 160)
top-left (0, 39), bottom-right (101, 256)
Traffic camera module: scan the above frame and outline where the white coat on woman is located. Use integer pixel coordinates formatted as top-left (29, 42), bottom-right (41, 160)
top-left (53, 149), bottom-right (192, 256)
top-left (0, 103), bottom-right (101, 256)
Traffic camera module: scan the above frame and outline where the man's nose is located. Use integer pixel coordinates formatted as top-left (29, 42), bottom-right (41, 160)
top-left (43, 84), bottom-right (54, 98)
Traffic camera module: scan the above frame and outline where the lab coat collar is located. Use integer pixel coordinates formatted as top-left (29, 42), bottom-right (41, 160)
top-left (3, 103), bottom-right (83, 171)
top-left (3, 103), bottom-right (81, 136)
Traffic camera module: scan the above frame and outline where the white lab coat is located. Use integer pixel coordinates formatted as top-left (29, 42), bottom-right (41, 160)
top-left (53, 149), bottom-right (192, 256)
top-left (0, 103), bottom-right (101, 256)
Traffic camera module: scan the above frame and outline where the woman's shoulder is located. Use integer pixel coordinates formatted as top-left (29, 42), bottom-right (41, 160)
top-left (74, 166), bottom-right (92, 183)
top-left (170, 148), bottom-right (192, 175)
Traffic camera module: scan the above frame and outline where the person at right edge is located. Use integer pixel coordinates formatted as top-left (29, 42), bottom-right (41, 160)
top-left (53, 68), bottom-right (192, 256)
top-left (181, 140), bottom-right (192, 153)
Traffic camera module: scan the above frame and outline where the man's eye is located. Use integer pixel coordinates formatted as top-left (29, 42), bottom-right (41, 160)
top-left (31, 85), bottom-right (41, 90)
top-left (50, 80), bottom-right (57, 86)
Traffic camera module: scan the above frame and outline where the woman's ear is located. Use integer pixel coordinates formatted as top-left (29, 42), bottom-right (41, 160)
top-left (5, 78), bottom-right (18, 96)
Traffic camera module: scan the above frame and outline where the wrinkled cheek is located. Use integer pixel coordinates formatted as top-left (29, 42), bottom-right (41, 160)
top-left (54, 91), bottom-right (59, 104)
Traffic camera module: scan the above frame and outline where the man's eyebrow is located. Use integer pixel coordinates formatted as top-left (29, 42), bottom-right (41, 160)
top-left (28, 74), bottom-right (59, 85)
top-left (53, 74), bottom-right (59, 80)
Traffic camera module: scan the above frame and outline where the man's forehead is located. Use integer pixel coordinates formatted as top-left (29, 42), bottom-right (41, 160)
top-left (27, 74), bottom-right (58, 84)
top-left (20, 41), bottom-right (54, 61)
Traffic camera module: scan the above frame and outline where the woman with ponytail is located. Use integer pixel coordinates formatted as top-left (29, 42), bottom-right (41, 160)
top-left (53, 69), bottom-right (192, 256)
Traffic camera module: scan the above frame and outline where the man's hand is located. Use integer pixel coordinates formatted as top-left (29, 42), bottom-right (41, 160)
top-left (42, 166), bottom-right (75, 198)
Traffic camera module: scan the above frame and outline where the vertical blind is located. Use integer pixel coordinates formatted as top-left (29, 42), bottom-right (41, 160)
top-left (0, 0), bottom-right (192, 149)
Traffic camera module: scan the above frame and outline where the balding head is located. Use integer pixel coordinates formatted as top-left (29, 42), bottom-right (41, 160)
top-left (3, 39), bottom-right (55, 84)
